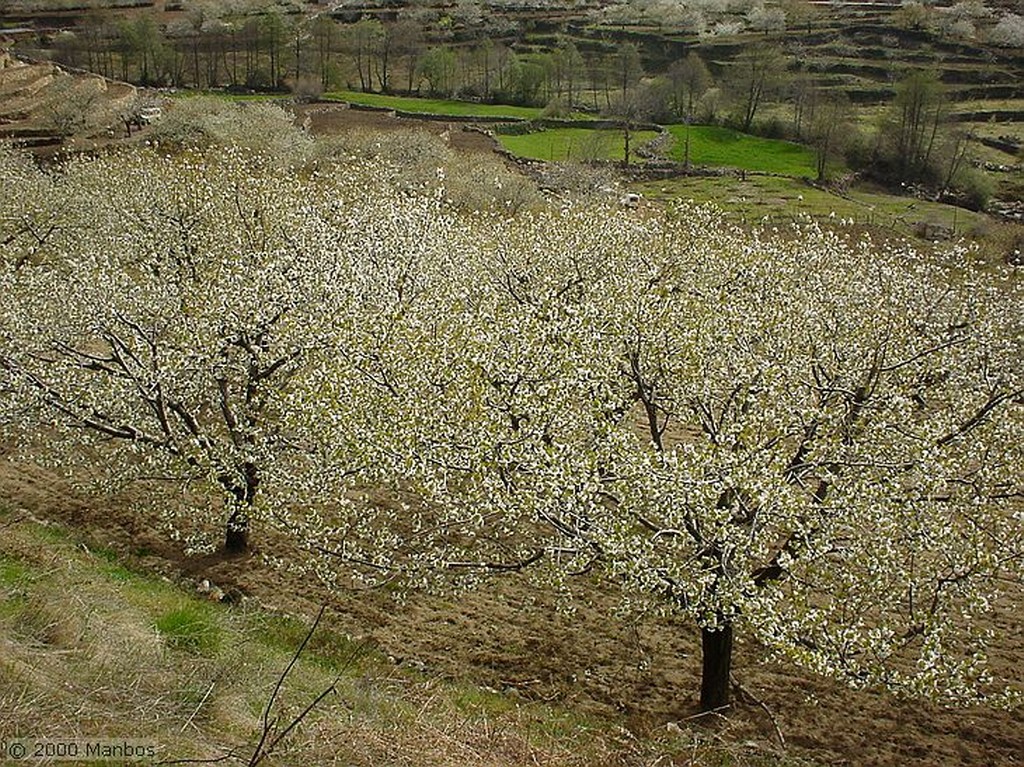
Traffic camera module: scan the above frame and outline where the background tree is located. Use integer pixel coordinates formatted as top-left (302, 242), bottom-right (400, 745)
top-left (548, 38), bottom-right (585, 107)
top-left (937, 1), bottom-right (991, 40)
top-left (510, 55), bottom-right (547, 106)
top-left (118, 14), bottom-right (167, 84)
top-left (417, 45), bottom-right (458, 97)
top-left (614, 41), bottom-right (644, 102)
top-left (669, 51), bottom-right (713, 167)
top-left (260, 10), bottom-right (289, 88)
top-left (746, 2), bottom-right (787, 34)
top-left (43, 75), bottom-right (109, 137)
top-left (895, 1), bottom-right (936, 31)
top-left (887, 69), bottom-right (947, 182)
top-left (604, 88), bottom-right (654, 165)
top-left (391, 19), bottom-right (424, 94)
top-left (809, 90), bottom-right (853, 181)
top-left (370, 20), bottom-right (402, 93)
top-left (728, 43), bottom-right (785, 132)
top-left (788, 71), bottom-right (818, 140)
top-left (312, 15), bottom-right (340, 90)
top-left (345, 18), bottom-right (382, 92)
top-left (990, 13), bottom-right (1024, 47)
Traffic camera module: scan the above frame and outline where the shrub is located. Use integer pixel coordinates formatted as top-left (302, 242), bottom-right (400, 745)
top-left (150, 97), bottom-right (313, 163)
top-left (990, 13), bottom-right (1024, 47)
top-left (957, 167), bottom-right (994, 210)
top-left (540, 97), bottom-right (570, 119)
top-left (289, 75), bottom-right (324, 102)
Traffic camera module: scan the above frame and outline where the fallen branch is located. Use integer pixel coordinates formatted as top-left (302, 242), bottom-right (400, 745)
top-left (731, 675), bottom-right (785, 748)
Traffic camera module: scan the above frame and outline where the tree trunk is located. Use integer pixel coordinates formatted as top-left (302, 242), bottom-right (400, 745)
top-left (224, 506), bottom-right (249, 554)
top-left (223, 462), bottom-right (258, 554)
top-left (700, 623), bottom-right (733, 711)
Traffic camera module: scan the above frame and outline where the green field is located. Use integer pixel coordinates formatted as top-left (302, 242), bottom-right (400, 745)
top-left (635, 175), bottom-right (988, 238)
top-left (324, 90), bottom-right (552, 120)
top-left (496, 127), bottom-right (660, 162)
top-left (664, 125), bottom-right (819, 177)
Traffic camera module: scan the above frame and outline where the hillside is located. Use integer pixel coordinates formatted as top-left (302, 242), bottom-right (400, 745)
top-left (2, 456), bottom-right (1023, 767)
top-left (0, 49), bottom-right (137, 153)
top-left (1, 4), bottom-right (1023, 764)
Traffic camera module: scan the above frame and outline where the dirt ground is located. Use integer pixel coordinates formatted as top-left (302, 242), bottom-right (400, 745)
top-left (292, 102), bottom-right (501, 155)
top-left (0, 455), bottom-right (1021, 767)
top-left (0, 51), bottom-right (136, 151)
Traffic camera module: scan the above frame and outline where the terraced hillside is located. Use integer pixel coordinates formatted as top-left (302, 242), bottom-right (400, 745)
top-left (2, 2), bottom-right (1021, 224)
top-left (0, 50), bottom-right (137, 151)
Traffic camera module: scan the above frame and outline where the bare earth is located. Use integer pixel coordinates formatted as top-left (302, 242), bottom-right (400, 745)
top-left (292, 102), bottom-right (501, 155)
top-left (0, 454), bottom-right (1020, 767)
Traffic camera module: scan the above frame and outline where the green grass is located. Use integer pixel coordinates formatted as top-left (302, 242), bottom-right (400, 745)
top-left (497, 127), bottom-right (659, 162)
top-left (154, 603), bottom-right (222, 654)
top-left (251, 612), bottom-right (370, 674)
top-left (0, 556), bottom-right (31, 587)
top-left (3, 512), bottom-right (744, 767)
top-left (635, 175), bottom-right (987, 239)
top-left (451, 684), bottom-right (517, 717)
top-left (324, 90), bottom-right (553, 120)
top-left (664, 125), bottom-right (819, 177)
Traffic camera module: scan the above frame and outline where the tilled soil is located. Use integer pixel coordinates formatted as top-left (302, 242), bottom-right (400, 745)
top-left (293, 101), bottom-right (501, 154)
top-left (0, 456), bottom-right (1021, 767)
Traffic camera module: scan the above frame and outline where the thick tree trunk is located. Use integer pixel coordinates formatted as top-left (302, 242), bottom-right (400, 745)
top-left (700, 623), bottom-right (733, 711)
top-left (223, 462), bottom-right (258, 555)
top-left (224, 506), bottom-right (249, 554)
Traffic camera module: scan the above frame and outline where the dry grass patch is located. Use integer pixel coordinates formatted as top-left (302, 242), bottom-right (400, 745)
top-left (2, 506), bottom-right (770, 766)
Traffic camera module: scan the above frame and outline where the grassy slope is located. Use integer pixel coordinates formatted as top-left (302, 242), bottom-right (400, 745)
top-left (663, 125), bottom-right (819, 177)
top-left (496, 127), bottom-right (660, 162)
top-left (0, 504), bottom-right (805, 767)
top-left (324, 90), bottom-right (553, 120)
top-left (634, 175), bottom-right (990, 238)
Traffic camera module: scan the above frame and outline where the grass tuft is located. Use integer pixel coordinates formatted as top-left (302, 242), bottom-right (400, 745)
top-left (155, 604), bottom-right (222, 654)
top-left (0, 556), bottom-right (31, 586)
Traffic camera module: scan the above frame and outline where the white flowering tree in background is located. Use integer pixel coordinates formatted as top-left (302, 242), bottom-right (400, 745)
top-left (0, 143), bottom-right (62, 270)
top-left (990, 13), bottom-right (1024, 47)
top-left (357, 203), bottom-right (1024, 711)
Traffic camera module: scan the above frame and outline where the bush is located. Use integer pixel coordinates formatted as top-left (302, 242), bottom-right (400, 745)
top-left (540, 97), bottom-right (570, 119)
top-left (956, 168), bottom-right (994, 210)
top-left (990, 13), bottom-right (1024, 47)
top-left (752, 116), bottom-right (789, 140)
top-left (289, 75), bottom-right (324, 102)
